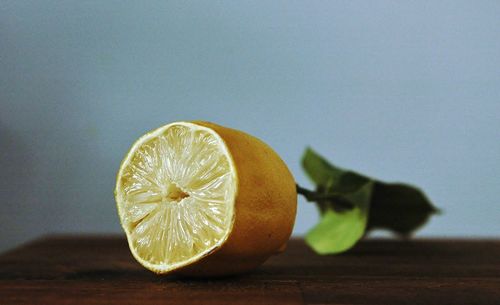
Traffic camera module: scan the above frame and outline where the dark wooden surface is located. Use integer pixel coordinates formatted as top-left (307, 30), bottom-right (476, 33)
top-left (0, 236), bottom-right (499, 304)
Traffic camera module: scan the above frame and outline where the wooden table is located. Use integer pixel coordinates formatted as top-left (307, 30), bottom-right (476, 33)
top-left (0, 236), bottom-right (499, 304)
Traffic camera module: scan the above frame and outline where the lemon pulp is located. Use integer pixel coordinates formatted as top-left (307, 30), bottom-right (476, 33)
top-left (115, 122), bottom-right (237, 273)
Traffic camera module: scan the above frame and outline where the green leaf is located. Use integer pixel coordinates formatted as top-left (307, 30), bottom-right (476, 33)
top-left (301, 147), bottom-right (344, 187)
top-left (300, 147), bottom-right (439, 254)
top-left (305, 181), bottom-right (373, 254)
top-left (302, 147), bottom-right (370, 194)
top-left (367, 182), bottom-right (440, 236)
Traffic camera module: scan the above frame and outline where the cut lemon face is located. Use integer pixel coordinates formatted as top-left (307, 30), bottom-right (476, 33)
top-left (115, 122), bottom-right (237, 273)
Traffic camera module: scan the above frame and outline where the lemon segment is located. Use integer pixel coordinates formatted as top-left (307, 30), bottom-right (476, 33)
top-left (115, 122), bottom-right (237, 273)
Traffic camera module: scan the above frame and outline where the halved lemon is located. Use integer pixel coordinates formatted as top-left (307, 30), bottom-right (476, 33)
top-left (115, 121), bottom-right (296, 276)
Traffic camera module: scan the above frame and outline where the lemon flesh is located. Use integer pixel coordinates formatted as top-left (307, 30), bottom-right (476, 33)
top-left (115, 122), bottom-right (237, 273)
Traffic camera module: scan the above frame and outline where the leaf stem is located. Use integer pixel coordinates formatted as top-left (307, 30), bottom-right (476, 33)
top-left (296, 184), bottom-right (354, 210)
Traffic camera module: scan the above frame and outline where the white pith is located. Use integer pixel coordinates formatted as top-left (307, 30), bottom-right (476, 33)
top-left (115, 122), bottom-right (237, 273)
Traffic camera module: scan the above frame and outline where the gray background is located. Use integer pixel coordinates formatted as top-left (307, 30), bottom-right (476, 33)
top-left (1, 1), bottom-right (499, 252)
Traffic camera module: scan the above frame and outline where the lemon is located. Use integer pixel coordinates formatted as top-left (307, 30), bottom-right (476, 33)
top-left (115, 121), bottom-right (297, 276)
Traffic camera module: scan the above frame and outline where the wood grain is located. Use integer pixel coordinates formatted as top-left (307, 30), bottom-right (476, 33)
top-left (1, 236), bottom-right (499, 304)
